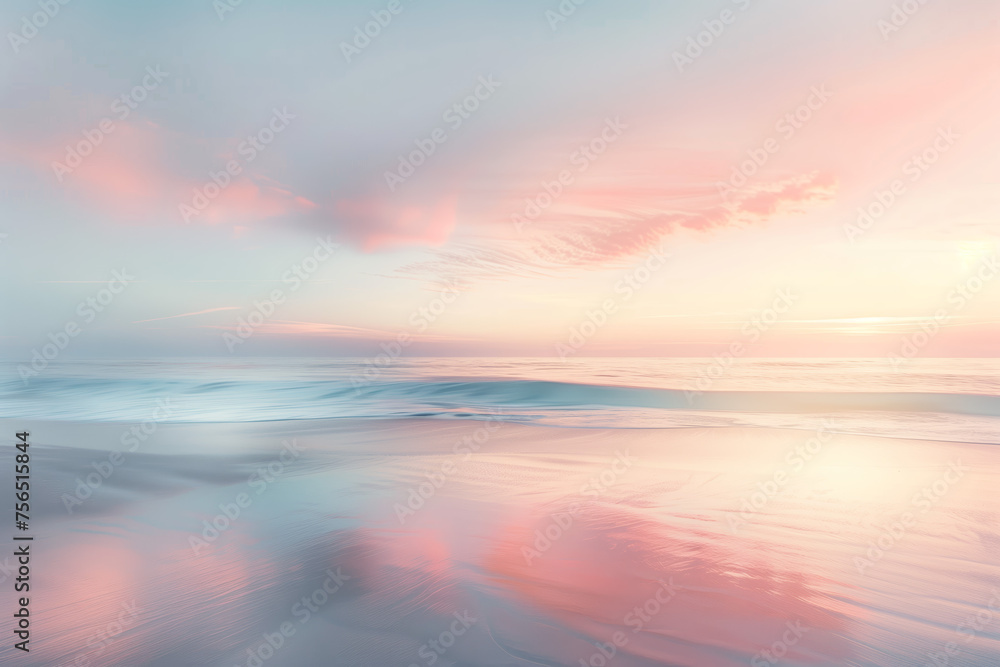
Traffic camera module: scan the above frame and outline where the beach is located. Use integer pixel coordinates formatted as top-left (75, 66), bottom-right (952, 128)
top-left (3, 407), bottom-right (999, 666)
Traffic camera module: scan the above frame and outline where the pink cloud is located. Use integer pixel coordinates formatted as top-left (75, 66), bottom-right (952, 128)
top-left (195, 179), bottom-right (317, 226)
top-left (728, 172), bottom-right (837, 218)
top-left (3, 114), bottom-right (318, 227)
top-left (335, 195), bottom-right (458, 251)
top-left (398, 170), bottom-right (837, 283)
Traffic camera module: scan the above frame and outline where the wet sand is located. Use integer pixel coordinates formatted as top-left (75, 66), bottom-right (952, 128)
top-left (2, 418), bottom-right (999, 666)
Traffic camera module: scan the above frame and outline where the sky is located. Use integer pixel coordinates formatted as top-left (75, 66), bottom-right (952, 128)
top-left (1, 0), bottom-right (999, 359)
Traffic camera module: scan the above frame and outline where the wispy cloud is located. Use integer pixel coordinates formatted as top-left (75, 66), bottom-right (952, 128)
top-left (399, 171), bottom-right (836, 284)
top-left (133, 307), bottom-right (240, 324)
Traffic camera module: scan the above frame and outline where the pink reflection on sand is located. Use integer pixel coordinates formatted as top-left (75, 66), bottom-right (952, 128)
top-left (480, 502), bottom-right (856, 666)
top-left (30, 523), bottom-right (262, 666)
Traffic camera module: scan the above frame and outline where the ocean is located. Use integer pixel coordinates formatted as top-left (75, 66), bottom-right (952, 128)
top-left (1, 358), bottom-right (998, 665)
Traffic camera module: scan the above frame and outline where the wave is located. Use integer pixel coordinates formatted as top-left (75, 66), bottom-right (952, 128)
top-left (4, 373), bottom-right (1000, 422)
top-left (374, 379), bottom-right (1000, 417)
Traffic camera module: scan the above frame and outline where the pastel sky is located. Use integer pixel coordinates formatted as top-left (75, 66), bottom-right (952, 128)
top-left (1, 0), bottom-right (998, 359)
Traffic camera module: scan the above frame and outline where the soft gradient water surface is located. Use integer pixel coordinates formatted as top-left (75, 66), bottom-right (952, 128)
top-left (1, 358), bottom-right (998, 666)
